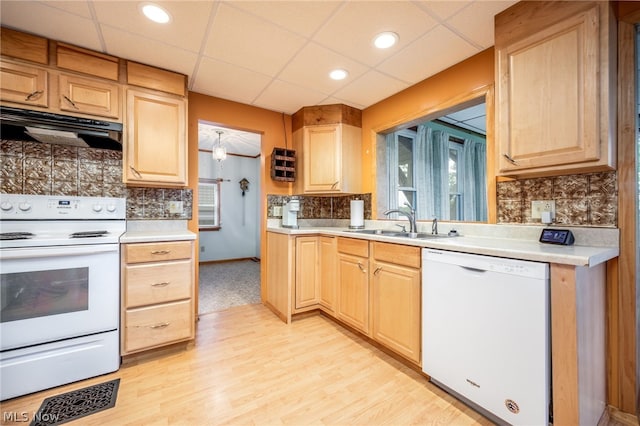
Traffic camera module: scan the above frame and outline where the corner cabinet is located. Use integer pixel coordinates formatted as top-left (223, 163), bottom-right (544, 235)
top-left (124, 89), bottom-right (187, 186)
top-left (121, 240), bottom-right (195, 355)
top-left (292, 104), bottom-right (362, 194)
top-left (495, 1), bottom-right (616, 177)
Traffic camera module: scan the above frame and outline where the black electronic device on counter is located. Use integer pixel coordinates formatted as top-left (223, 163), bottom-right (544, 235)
top-left (539, 228), bottom-right (575, 245)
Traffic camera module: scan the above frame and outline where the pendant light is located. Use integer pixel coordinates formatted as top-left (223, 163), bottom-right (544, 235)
top-left (212, 130), bottom-right (227, 162)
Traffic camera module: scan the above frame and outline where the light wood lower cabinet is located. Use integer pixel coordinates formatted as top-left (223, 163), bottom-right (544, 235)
top-left (319, 236), bottom-right (337, 312)
top-left (371, 242), bottom-right (421, 364)
top-left (336, 237), bottom-right (370, 334)
top-left (121, 240), bottom-right (194, 355)
top-left (295, 236), bottom-right (320, 310)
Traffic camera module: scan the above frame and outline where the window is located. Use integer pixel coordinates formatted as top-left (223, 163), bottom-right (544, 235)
top-left (198, 178), bottom-right (220, 230)
top-left (448, 139), bottom-right (464, 220)
top-left (396, 130), bottom-right (417, 210)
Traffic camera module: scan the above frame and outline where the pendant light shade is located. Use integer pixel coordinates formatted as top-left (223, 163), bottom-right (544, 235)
top-left (212, 130), bottom-right (227, 162)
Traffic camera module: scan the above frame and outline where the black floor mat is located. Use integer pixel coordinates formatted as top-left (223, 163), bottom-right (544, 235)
top-left (30, 379), bottom-right (120, 426)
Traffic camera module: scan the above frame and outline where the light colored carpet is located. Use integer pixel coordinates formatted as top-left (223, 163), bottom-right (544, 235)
top-left (198, 259), bottom-right (261, 314)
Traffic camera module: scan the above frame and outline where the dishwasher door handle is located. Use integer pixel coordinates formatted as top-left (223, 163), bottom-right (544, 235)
top-left (460, 265), bottom-right (487, 274)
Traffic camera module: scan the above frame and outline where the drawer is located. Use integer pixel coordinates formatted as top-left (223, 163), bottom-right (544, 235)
top-left (372, 242), bottom-right (420, 269)
top-left (124, 241), bottom-right (192, 263)
top-left (124, 300), bottom-right (193, 354)
top-left (124, 260), bottom-right (192, 308)
top-left (337, 237), bottom-right (369, 257)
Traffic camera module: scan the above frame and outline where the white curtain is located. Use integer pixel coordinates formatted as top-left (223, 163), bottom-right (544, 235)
top-left (462, 138), bottom-right (487, 221)
top-left (418, 125), bottom-right (450, 220)
top-left (386, 133), bottom-right (398, 210)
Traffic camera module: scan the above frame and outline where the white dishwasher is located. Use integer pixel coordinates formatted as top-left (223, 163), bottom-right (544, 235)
top-left (422, 249), bottom-right (550, 426)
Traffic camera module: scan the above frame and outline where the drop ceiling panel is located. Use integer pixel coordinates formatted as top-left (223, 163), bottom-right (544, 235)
top-left (191, 57), bottom-right (273, 105)
top-left (0, 1), bottom-right (103, 52)
top-left (378, 25), bottom-right (479, 84)
top-left (278, 42), bottom-right (369, 95)
top-left (204, 4), bottom-right (307, 78)
top-left (445, 1), bottom-right (517, 49)
top-left (313, 1), bottom-right (438, 67)
top-left (93, 1), bottom-right (213, 53)
top-left (101, 26), bottom-right (198, 77)
top-left (415, 1), bottom-right (471, 21)
top-left (253, 79), bottom-right (329, 115)
top-left (332, 70), bottom-right (410, 108)
top-left (229, 1), bottom-right (342, 38)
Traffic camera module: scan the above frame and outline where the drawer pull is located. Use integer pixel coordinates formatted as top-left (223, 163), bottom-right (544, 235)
top-left (150, 322), bottom-right (170, 329)
top-left (358, 262), bottom-right (366, 273)
top-left (374, 267), bottom-right (383, 275)
top-left (151, 282), bottom-right (170, 287)
top-left (129, 166), bottom-right (143, 179)
top-left (25, 90), bottom-right (43, 101)
top-left (62, 95), bottom-right (79, 109)
top-left (503, 153), bottom-right (519, 165)
top-left (151, 250), bottom-right (170, 255)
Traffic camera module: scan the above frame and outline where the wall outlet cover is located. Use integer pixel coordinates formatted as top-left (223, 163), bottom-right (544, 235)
top-left (273, 205), bottom-right (283, 217)
top-left (531, 200), bottom-right (555, 219)
top-left (169, 200), bottom-right (184, 214)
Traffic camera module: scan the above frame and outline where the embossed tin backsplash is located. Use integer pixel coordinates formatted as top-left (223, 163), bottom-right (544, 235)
top-left (1, 139), bottom-right (192, 220)
top-left (496, 171), bottom-right (617, 227)
top-left (267, 193), bottom-right (372, 220)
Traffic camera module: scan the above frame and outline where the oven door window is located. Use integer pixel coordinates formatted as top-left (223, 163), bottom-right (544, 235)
top-left (1, 267), bottom-right (89, 323)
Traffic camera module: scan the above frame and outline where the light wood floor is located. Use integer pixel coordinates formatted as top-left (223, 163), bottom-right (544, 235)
top-left (0, 304), bottom-right (492, 425)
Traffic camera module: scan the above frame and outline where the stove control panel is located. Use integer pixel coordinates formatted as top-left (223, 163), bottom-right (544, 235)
top-left (0, 194), bottom-right (126, 220)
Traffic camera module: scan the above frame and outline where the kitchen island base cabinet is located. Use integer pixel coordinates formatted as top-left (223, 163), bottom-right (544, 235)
top-left (121, 240), bottom-right (195, 356)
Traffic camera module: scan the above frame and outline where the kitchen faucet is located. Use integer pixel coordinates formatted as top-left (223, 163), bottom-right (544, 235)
top-left (432, 217), bottom-right (438, 235)
top-left (383, 203), bottom-right (417, 235)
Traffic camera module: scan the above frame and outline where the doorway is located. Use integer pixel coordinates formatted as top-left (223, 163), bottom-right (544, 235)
top-left (197, 122), bottom-right (262, 315)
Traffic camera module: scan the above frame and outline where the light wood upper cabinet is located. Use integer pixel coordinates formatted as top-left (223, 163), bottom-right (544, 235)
top-left (292, 104), bottom-right (362, 194)
top-left (58, 73), bottom-right (120, 119)
top-left (0, 61), bottom-right (48, 108)
top-left (495, 1), bottom-right (616, 177)
top-left (370, 242), bottom-right (421, 364)
top-left (124, 89), bottom-right (187, 186)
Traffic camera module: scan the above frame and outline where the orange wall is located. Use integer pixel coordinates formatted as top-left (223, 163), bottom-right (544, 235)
top-left (361, 48), bottom-right (496, 220)
top-left (187, 93), bottom-right (293, 304)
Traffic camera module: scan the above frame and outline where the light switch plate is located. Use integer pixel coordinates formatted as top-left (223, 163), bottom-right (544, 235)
top-left (531, 200), bottom-right (555, 219)
top-left (273, 205), bottom-right (283, 216)
top-left (169, 201), bottom-right (184, 214)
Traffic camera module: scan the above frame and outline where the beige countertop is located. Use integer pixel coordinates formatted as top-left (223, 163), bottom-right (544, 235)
top-left (120, 220), bottom-right (196, 243)
top-left (267, 220), bottom-right (619, 267)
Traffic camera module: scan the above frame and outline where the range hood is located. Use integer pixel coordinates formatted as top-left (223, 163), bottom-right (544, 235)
top-left (0, 106), bottom-right (123, 151)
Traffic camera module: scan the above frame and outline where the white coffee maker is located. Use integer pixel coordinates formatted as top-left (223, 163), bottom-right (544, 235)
top-left (282, 198), bottom-right (300, 229)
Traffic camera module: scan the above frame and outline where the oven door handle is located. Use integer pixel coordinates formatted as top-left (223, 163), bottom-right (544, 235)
top-left (0, 244), bottom-right (118, 260)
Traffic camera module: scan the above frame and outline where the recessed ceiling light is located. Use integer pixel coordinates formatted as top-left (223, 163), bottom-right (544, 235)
top-left (329, 69), bottom-right (348, 80)
top-left (141, 3), bottom-right (171, 24)
top-left (374, 32), bottom-right (399, 49)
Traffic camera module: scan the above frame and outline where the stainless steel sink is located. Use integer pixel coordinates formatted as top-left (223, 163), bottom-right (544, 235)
top-left (348, 229), bottom-right (456, 239)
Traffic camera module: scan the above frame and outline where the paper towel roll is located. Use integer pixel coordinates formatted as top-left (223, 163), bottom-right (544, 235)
top-left (350, 200), bottom-right (364, 229)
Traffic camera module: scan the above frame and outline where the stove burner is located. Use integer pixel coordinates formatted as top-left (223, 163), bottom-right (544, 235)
top-left (0, 232), bottom-right (34, 241)
top-left (69, 230), bottom-right (108, 239)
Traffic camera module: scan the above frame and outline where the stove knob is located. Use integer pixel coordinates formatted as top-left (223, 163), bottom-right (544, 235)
top-left (92, 204), bottom-right (103, 212)
top-left (106, 204), bottom-right (117, 213)
top-left (18, 202), bottom-right (31, 212)
top-left (0, 201), bottom-right (13, 211)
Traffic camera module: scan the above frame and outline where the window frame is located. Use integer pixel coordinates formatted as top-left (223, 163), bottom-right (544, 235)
top-left (198, 178), bottom-right (221, 231)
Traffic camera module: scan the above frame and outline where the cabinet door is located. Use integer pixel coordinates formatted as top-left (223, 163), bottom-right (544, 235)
top-left (319, 236), bottom-right (337, 313)
top-left (336, 253), bottom-right (369, 334)
top-left (496, 2), bottom-right (614, 176)
top-left (124, 89), bottom-right (187, 186)
top-left (0, 61), bottom-right (48, 108)
top-left (265, 232), bottom-right (293, 324)
top-left (303, 124), bottom-right (341, 192)
top-left (371, 260), bottom-right (421, 364)
top-left (58, 74), bottom-right (121, 120)
top-left (295, 236), bottom-right (319, 310)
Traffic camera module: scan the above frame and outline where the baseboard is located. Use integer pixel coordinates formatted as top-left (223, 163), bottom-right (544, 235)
top-left (199, 257), bottom-right (260, 265)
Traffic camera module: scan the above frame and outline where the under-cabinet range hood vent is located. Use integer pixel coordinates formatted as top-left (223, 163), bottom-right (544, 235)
top-left (1, 106), bottom-right (123, 151)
